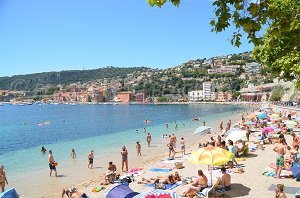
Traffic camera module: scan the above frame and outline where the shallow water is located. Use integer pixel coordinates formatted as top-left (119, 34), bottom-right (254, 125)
top-left (0, 103), bottom-right (246, 197)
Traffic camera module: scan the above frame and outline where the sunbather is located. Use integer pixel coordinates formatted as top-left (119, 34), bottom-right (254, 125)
top-left (138, 174), bottom-right (177, 185)
top-left (216, 167), bottom-right (231, 191)
top-left (237, 141), bottom-right (249, 157)
top-left (182, 170), bottom-right (208, 197)
top-left (62, 186), bottom-right (88, 198)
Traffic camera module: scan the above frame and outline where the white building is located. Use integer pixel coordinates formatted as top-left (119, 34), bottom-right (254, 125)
top-left (188, 91), bottom-right (203, 101)
top-left (245, 62), bottom-right (261, 74)
top-left (203, 82), bottom-right (215, 100)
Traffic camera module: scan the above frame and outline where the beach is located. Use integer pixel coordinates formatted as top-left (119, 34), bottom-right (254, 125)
top-left (42, 103), bottom-right (300, 198)
top-left (42, 109), bottom-right (248, 198)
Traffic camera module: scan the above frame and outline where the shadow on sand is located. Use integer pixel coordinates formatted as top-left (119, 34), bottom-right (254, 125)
top-left (227, 183), bottom-right (251, 197)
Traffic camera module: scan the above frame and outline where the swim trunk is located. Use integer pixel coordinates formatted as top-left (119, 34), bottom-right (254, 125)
top-left (276, 155), bottom-right (284, 167)
top-left (181, 145), bottom-right (185, 150)
top-left (49, 163), bottom-right (56, 170)
top-left (199, 185), bottom-right (208, 192)
top-left (224, 185), bottom-right (231, 191)
top-left (89, 158), bottom-right (93, 164)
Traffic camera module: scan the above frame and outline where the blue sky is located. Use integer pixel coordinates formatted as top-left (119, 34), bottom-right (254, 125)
top-left (0, 0), bottom-right (253, 77)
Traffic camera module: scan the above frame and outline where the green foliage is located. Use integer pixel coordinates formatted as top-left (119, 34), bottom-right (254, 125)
top-left (0, 67), bottom-right (148, 91)
top-left (269, 89), bottom-right (284, 101)
top-left (157, 96), bottom-right (169, 102)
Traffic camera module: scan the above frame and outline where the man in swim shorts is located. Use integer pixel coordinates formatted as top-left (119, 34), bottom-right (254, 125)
top-left (273, 138), bottom-right (286, 179)
top-left (48, 150), bottom-right (57, 177)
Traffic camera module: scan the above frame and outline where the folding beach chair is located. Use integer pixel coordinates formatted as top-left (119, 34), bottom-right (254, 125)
top-left (197, 180), bottom-right (219, 198)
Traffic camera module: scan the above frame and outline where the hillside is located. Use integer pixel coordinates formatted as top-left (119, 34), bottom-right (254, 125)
top-left (0, 67), bottom-right (148, 90)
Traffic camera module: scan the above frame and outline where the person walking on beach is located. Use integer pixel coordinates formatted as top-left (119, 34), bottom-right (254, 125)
top-left (170, 133), bottom-right (177, 148)
top-left (167, 141), bottom-right (175, 158)
top-left (88, 150), bottom-right (94, 169)
top-left (180, 137), bottom-right (186, 156)
top-left (226, 120), bottom-right (231, 132)
top-left (48, 150), bottom-right (57, 177)
top-left (136, 141), bottom-right (141, 156)
top-left (71, 148), bottom-right (76, 159)
top-left (220, 121), bottom-right (223, 131)
top-left (0, 165), bottom-right (8, 192)
top-left (146, 133), bottom-right (152, 147)
top-left (121, 146), bottom-right (128, 172)
top-left (273, 138), bottom-right (286, 179)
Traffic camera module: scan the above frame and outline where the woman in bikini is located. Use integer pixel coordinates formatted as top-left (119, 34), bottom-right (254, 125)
top-left (0, 165), bottom-right (8, 193)
top-left (121, 146), bottom-right (128, 172)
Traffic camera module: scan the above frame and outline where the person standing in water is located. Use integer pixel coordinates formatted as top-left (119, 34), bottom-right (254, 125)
top-left (48, 150), bottom-right (57, 177)
top-left (0, 165), bottom-right (8, 192)
top-left (136, 141), bottom-right (141, 156)
top-left (146, 133), bottom-right (152, 147)
top-left (121, 146), bottom-right (129, 172)
top-left (71, 149), bottom-right (76, 159)
top-left (41, 146), bottom-right (47, 154)
top-left (88, 150), bottom-right (94, 169)
top-left (144, 128), bottom-right (146, 133)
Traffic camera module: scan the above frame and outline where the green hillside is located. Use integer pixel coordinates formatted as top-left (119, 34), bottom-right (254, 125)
top-left (0, 67), bottom-right (148, 90)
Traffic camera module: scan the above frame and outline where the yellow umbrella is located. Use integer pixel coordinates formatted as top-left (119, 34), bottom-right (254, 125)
top-left (270, 113), bottom-right (280, 118)
top-left (189, 146), bottom-right (233, 186)
top-left (189, 146), bottom-right (233, 166)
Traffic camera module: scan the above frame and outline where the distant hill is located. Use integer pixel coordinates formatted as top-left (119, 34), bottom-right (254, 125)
top-left (0, 67), bottom-right (148, 90)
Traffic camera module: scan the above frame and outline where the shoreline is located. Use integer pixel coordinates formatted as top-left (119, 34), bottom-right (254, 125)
top-left (42, 109), bottom-right (247, 198)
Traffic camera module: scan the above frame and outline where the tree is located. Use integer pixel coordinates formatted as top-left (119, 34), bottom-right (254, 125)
top-left (147, 0), bottom-right (300, 86)
top-left (269, 89), bottom-right (284, 101)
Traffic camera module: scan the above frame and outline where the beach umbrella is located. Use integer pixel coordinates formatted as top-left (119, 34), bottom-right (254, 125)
top-left (257, 112), bottom-right (267, 119)
top-left (0, 188), bottom-right (19, 198)
top-left (263, 126), bottom-right (274, 133)
top-left (244, 121), bottom-right (256, 125)
top-left (189, 146), bottom-right (233, 185)
top-left (270, 113), bottom-right (280, 118)
top-left (290, 162), bottom-right (300, 180)
top-left (225, 130), bottom-right (247, 142)
top-left (285, 120), bottom-right (297, 127)
top-left (193, 126), bottom-right (214, 135)
top-left (223, 128), bottom-right (242, 137)
top-left (291, 112), bottom-right (297, 116)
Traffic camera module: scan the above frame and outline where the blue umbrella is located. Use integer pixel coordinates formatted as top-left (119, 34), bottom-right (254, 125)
top-left (290, 162), bottom-right (300, 181)
top-left (257, 112), bottom-right (267, 119)
top-left (0, 188), bottom-right (19, 198)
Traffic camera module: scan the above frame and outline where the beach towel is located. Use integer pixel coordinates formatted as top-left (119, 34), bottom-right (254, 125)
top-left (268, 184), bottom-right (300, 194)
top-left (161, 159), bottom-right (183, 164)
top-left (146, 182), bottom-right (180, 190)
top-left (127, 168), bottom-right (143, 174)
top-left (133, 189), bottom-right (178, 198)
top-left (149, 168), bottom-right (172, 173)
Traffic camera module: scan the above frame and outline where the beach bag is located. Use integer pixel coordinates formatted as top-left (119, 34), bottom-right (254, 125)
top-left (175, 162), bottom-right (184, 169)
top-left (293, 153), bottom-right (300, 162)
top-left (121, 177), bottom-right (132, 185)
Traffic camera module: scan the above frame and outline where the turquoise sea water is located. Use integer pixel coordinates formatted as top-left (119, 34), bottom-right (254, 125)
top-left (0, 104), bottom-right (245, 180)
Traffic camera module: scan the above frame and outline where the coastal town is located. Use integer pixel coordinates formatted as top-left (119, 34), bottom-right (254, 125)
top-left (1, 52), bottom-right (299, 105)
